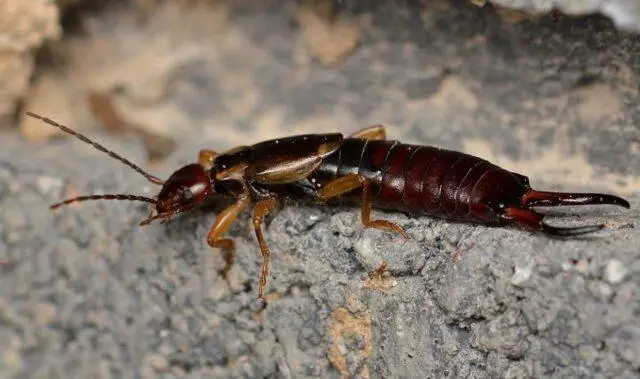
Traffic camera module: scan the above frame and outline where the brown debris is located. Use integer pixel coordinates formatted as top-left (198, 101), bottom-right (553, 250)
top-left (363, 262), bottom-right (397, 292)
top-left (88, 92), bottom-right (130, 135)
top-left (327, 307), bottom-right (373, 379)
top-left (296, 0), bottom-right (363, 65)
top-left (19, 73), bottom-right (78, 143)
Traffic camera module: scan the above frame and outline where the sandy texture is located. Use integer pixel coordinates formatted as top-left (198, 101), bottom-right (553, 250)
top-left (0, 0), bottom-right (60, 126)
top-left (1, 1), bottom-right (639, 378)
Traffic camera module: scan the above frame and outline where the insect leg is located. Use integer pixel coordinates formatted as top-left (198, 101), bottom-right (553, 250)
top-left (207, 196), bottom-right (251, 277)
top-left (348, 124), bottom-right (386, 140)
top-left (318, 174), bottom-right (408, 239)
top-left (198, 149), bottom-right (218, 170)
top-left (503, 207), bottom-right (604, 237)
top-left (252, 197), bottom-right (278, 300)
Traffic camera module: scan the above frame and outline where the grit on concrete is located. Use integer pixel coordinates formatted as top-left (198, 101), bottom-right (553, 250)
top-left (2, 1), bottom-right (640, 378)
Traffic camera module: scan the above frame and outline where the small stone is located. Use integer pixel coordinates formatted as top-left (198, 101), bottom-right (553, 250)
top-left (353, 236), bottom-right (376, 270)
top-left (31, 302), bottom-right (57, 326)
top-left (510, 262), bottom-right (534, 286)
top-left (3, 349), bottom-right (23, 370)
top-left (604, 259), bottom-right (626, 284)
top-left (35, 175), bottom-right (63, 195)
top-left (147, 353), bottom-right (169, 371)
top-left (599, 283), bottom-right (613, 299)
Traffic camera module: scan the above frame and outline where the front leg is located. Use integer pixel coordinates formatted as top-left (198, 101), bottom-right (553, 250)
top-left (198, 149), bottom-right (218, 170)
top-left (207, 196), bottom-right (251, 277)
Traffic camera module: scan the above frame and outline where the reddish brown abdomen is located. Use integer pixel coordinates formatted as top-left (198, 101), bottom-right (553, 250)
top-left (315, 139), bottom-right (528, 223)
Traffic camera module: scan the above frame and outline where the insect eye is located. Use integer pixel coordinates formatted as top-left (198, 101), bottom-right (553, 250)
top-left (182, 188), bottom-right (194, 201)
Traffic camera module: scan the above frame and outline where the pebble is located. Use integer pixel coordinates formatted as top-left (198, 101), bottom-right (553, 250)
top-left (510, 262), bottom-right (534, 286)
top-left (35, 175), bottom-right (64, 195)
top-left (604, 259), bottom-right (626, 284)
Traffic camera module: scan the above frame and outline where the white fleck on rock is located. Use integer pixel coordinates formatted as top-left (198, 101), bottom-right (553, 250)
top-left (599, 283), bottom-right (613, 300)
top-left (35, 175), bottom-right (63, 194)
top-left (354, 236), bottom-right (377, 270)
top-left (510, 262), bottom-right (535, 286)
top-left (604, 259), bottom-right (627, 284)
top-left (147, 353), bottom-right (168, 371)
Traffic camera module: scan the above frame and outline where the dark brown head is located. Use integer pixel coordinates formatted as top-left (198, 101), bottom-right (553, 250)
top-left (153, 163), bottom-right (213, 219)
top-left (25, 111), bottom-right (214, 226)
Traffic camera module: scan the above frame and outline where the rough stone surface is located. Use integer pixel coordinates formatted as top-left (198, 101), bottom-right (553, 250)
top-left (488, 0), bottom-right (640, 32)
top-left (338, 0), bottom-right (640, 33)
top-left (1, 1), bottom-right (639, 378)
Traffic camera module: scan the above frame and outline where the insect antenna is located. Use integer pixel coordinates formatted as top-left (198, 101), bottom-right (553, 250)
top-left (50, 194), bottom-right (157, 210)
top-left (25, 111), bottom-right (164, 185)
top-left (49, 194), bottom-right (156, 209)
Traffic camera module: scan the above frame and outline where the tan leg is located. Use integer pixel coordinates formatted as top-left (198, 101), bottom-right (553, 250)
top-left (371, 260), bottom-right (388, 279)
top-left (198, 149), bottom-right (218, 170)
top-left (207, 196), bottom-right (251, 277)
top-left (318, 174), bottom-right (408, 239)
top-left (252, 197), bottom-right (278, 299)
top-left (348, 124), bottom-right (386, 140)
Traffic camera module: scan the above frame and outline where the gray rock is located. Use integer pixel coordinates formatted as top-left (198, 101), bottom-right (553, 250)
top-left (1, 1), bottom-right (639, 378)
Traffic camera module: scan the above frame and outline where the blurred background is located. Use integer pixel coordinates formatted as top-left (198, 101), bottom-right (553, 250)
top-left (3, 0), bottom-right (640, 191)
top-left (1, 1), bottom-right (639, 378)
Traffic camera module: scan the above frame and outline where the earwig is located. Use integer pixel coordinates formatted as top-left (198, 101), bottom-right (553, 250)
top-left (26, 112), bottom-right (631, 299)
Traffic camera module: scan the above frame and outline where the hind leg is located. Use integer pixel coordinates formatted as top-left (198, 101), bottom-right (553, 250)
top-left (348, 125), bottom-right (386, 140)
top-left (318, 174), bottom-right (408, 239)
top-left (207, 196), bottom-right (251, 277)
top-left (503, 207), bottom-right (604, 237)
top-left (318, 174), bottom-right (407, 276)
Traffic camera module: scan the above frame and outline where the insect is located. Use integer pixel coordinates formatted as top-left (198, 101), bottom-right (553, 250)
top-left (26, 112), bottom-right (630, 299)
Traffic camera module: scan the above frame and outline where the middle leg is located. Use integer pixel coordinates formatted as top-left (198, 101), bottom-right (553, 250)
top-left (252, 197), bottom-right (278, 299)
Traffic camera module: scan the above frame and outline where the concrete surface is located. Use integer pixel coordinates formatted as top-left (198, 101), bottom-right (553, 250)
top-left (2, 1), bottom-right (640, 378)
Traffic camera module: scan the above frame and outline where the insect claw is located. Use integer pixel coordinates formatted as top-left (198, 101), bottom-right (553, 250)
top-left (523, 189), bottom-right (630, 209)
top-left (139, 213), bottom-right (163, 226)
top-left (541, 222), bottom-right (605, 237)
top-left (504, 207), bottom-right (608, 237)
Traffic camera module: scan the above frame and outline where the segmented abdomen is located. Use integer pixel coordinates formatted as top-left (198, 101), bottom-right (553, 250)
top-left (313, 138), bottom-right (528, 223)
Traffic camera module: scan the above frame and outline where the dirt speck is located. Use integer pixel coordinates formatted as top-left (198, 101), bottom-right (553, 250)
top-left (296, 0), bottom-right (363, 65)
top-left (408, 75), bottom-right (479, 110)
top-left (469, 0), bottom-right (487, 6)
top-left (20, 74), bottom-right (79, 143)
top-left (328, 307), bottom-right (373, 379)
top-left (88, 92), bottom-right (130, 134)
top-left (363, 263), bottom-right (397, 292)
top-left (494, 6), bottom-right (540, 24)
top-left (573, 83), bottom-right (622, 123)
